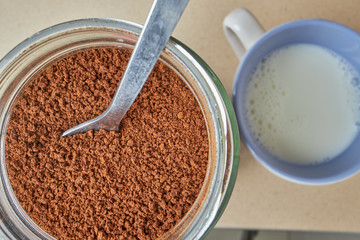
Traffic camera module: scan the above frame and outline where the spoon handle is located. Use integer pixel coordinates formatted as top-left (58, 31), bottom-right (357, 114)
top-left (107, 0), bottom-right (189, 124)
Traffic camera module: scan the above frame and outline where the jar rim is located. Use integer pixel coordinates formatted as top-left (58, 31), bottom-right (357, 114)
top-left (0, 18), bottom-right (240, 239)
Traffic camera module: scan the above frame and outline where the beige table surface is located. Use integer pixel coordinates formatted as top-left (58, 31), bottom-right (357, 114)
top-left (1, 0), bottom-right (360, 233)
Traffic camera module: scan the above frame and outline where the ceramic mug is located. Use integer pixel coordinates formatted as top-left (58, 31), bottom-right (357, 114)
top-left (224, 8), bottom-right (360, 185)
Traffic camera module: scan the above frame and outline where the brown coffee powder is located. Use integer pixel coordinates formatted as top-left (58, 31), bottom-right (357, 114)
top-left (5, 48), bottom-right (209, 239)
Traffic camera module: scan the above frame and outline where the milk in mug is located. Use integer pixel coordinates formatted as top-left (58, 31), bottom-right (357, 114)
top-left (245, 43), bottom-right (360, 164)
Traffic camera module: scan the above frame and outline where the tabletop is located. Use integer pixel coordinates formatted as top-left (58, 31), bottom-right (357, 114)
top-left (1, 0), bottom-right (360, 233)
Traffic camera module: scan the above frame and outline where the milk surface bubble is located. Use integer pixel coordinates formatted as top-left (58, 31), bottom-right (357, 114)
top-left (245, 43), bottom-right (360, 164)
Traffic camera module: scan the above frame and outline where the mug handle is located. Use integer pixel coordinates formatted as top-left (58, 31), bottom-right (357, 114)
top-left (223, 8), bottom-right (265, 61)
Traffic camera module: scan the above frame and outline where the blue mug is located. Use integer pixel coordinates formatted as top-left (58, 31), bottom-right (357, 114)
top-left (223, 8), bottom-right (360, 185)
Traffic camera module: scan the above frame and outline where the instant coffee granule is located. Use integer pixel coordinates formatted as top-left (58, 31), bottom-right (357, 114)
top-left (5, 48), bottom-right (209, 240)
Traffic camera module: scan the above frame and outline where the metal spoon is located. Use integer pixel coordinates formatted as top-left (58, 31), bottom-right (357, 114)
top-left (62, 0), bottom-right (188, 137)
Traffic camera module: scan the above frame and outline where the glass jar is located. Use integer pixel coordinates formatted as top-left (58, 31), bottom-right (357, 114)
top-left (0, 19), bottom-right (240, 239)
